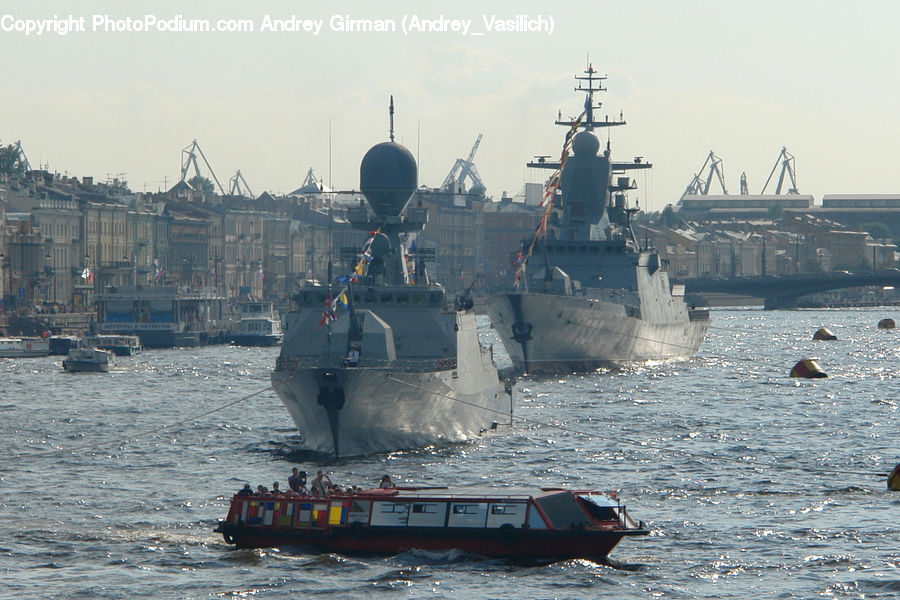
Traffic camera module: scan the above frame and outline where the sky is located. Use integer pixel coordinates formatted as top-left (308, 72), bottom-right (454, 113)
top-left (3, 0), bottom-right (900, 213)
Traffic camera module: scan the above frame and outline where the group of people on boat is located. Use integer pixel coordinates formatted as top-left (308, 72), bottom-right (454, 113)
top-left (237, 468), bottom-right (395, 499)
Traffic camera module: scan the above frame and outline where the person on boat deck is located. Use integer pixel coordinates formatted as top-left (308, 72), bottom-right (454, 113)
top-left (379, 474), bottom-right (395, 489)
top-left (288, 468), bottom-right (307, 494)
top-left (271, 482), bottom-right (283, 495)
top-left (310, 471), bottom-right (332, 497)
top-left (255, 484), bottom-right (269, 496)
top-left (237, 483), bottom-right (253, 496)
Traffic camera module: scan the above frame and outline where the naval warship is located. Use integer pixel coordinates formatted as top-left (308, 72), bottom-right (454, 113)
top-left (272, 119), bottom-right (510, 456)
top-left (487, 67), bottom-right (710, 373)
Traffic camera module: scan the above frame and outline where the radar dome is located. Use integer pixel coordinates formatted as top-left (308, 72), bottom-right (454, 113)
top-left (572, 131), bottom-right (600, 156)
top-left (360, 142), bottom-right (417, 217)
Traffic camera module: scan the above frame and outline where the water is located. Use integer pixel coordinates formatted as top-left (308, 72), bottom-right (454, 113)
top-left (2, 308), bottom-right (900, 599)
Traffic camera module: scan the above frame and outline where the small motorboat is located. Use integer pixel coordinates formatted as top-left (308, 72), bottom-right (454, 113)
top-left (215, 486), bottom-right (648, 561)
top-left (62, 348), bottom-right (112, 372)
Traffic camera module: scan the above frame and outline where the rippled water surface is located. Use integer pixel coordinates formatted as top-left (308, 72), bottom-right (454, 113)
top-left (3, 308), bottom-right (900, 599)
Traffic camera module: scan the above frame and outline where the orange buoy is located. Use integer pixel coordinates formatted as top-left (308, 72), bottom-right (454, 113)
top-left (812, 327), bottom-right (837, 341)
top-left (888, 464), bottom-right (900, 491)
top-left (790, 358), bottom-right (827, 378)
top-left (877, 318), bottom-right (895, 329)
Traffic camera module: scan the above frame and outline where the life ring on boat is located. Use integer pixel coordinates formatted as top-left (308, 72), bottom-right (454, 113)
top-left (221, 522), bottom-right (237, 545)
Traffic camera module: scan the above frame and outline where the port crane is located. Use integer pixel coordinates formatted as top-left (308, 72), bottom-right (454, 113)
top-left (228, 169), bottom-right (255, 199)
top-left (180, 139), bottom-right (226, 195)
top-left (15, 140), bottom-right (31, 172)
top-left (760, 146), bottom-right (798, 194)
top-left (440, 134), bottom-right (486, 194)
top-left (683, 151), bottom-right (728, 195)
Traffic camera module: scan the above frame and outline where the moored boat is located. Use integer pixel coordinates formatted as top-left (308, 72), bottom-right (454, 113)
top-left (215, 486), bottom-right (648, 561)
top-left (62, 347), bottom-right (112, 372)
top-left (228, 300), bottom-right (283, 346)
top-left (0, 336), bottom-right (51, 358)
top-left (82, 334), bottom-right (142, 356)
top-left (48, 335), bottom-right (79, 355)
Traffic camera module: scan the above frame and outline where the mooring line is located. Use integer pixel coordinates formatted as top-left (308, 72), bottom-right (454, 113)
top-left (0, 385), bottom-right (274, 462)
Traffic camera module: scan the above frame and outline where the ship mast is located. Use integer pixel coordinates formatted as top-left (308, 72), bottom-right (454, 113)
top-left (553, 64), bottom-right (626, 132)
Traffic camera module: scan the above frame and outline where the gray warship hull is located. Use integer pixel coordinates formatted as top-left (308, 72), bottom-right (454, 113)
top-left (487, 292), bottom-right (709, 372)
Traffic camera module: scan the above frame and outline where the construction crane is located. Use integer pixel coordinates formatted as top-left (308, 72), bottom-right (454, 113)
top-left (683, 151), bottom-right (728, 195)
top-left (228, 169), bottom-right (255, 198)
top-left (440, 134), bottom-right (486, 194)
top-left (760, 146), bottom-right (798, 194)
top-left (180, 139), bottom-right (226, 195)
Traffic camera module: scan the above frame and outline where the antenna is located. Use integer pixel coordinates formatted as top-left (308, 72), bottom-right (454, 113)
top-left (389, 95), bottom-right (395, 142)
top-left (328, 118), bottom-right (333, 189)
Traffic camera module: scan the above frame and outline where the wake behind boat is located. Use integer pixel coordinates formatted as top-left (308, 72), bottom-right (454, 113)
top-left (487, 66), bottom-right (709, 373)
top-left (272, 110), bottom-right (510, 457)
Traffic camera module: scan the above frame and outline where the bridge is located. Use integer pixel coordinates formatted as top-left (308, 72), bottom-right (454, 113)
top-left (677, 270), bottom-right (900, 309)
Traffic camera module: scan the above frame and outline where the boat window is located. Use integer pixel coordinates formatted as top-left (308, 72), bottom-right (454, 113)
top-left (380, 293), bottom-right (392, 303)
top-left (452, 504), bottom-right (480, 515)
top-left (535, 492), bottom-right (591, 529)
top-left (412, 503), bottom-right (437, 514)
top-left (431, 293), bottom-right (442, 304)
top-left (396, 294), bottom-right (409, 304)
top-left (412, 294), bottom-right (424, 304)
top-left (577, 496), bottom-right (619, 521)
top-left (364, 293), bottom-right (375, 304)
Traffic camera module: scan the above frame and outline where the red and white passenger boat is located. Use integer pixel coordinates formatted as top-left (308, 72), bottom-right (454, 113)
top-left (215, 486), bottom-right (648, 561)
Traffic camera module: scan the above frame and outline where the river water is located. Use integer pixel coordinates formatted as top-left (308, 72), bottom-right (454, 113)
top-left (2, 308), bottom-right (899, 599)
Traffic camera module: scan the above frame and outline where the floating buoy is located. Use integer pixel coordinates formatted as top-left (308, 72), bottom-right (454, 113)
top-left (888, 464), bottom-right (900, 491)
top-left (878, 318), bottom-right (896, 329)
top-left (812, 327), bottom-right (837, 341)
top-left (790, 358), bottom-right (827, 378)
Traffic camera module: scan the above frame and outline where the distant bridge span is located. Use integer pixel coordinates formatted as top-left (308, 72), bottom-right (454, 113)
top-left (677, 271), bottom-right (900, 309)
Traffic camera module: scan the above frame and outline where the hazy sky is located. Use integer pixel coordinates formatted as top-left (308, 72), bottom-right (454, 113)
top-left (3, 0), bottom-right (899, 212)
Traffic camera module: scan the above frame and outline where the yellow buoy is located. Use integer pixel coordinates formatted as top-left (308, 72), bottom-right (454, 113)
top-left (813, 327), bottom-right (837, 341)
top-left (877, 318), bottom-right (896, 329)
top-left (790, 358), bottom-right (827, 378)
top-left (888, 464), bottom-right (900, 491)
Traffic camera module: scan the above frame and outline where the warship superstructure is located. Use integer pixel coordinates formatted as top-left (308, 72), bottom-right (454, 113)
top-left (272, 119), bottom-right (510, 456)
top-left (487, 67), bottom-right (709, 373)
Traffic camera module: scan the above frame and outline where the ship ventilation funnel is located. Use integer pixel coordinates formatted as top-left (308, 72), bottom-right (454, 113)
top-left (877, 318), bottom-right (895, 329)
top-left (789, 358), bottom-right (827, 378)
top-left (812, 327), bottom-right (837, 341)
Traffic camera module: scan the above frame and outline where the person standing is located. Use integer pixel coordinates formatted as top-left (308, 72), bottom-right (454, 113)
top-left (288, 468), bottom-right (307, 494)
top-left (310, 471), bottom-right (332, 496)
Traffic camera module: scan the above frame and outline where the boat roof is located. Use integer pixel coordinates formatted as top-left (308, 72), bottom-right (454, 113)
top-left (325, 486), bottom-right (613, 501)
